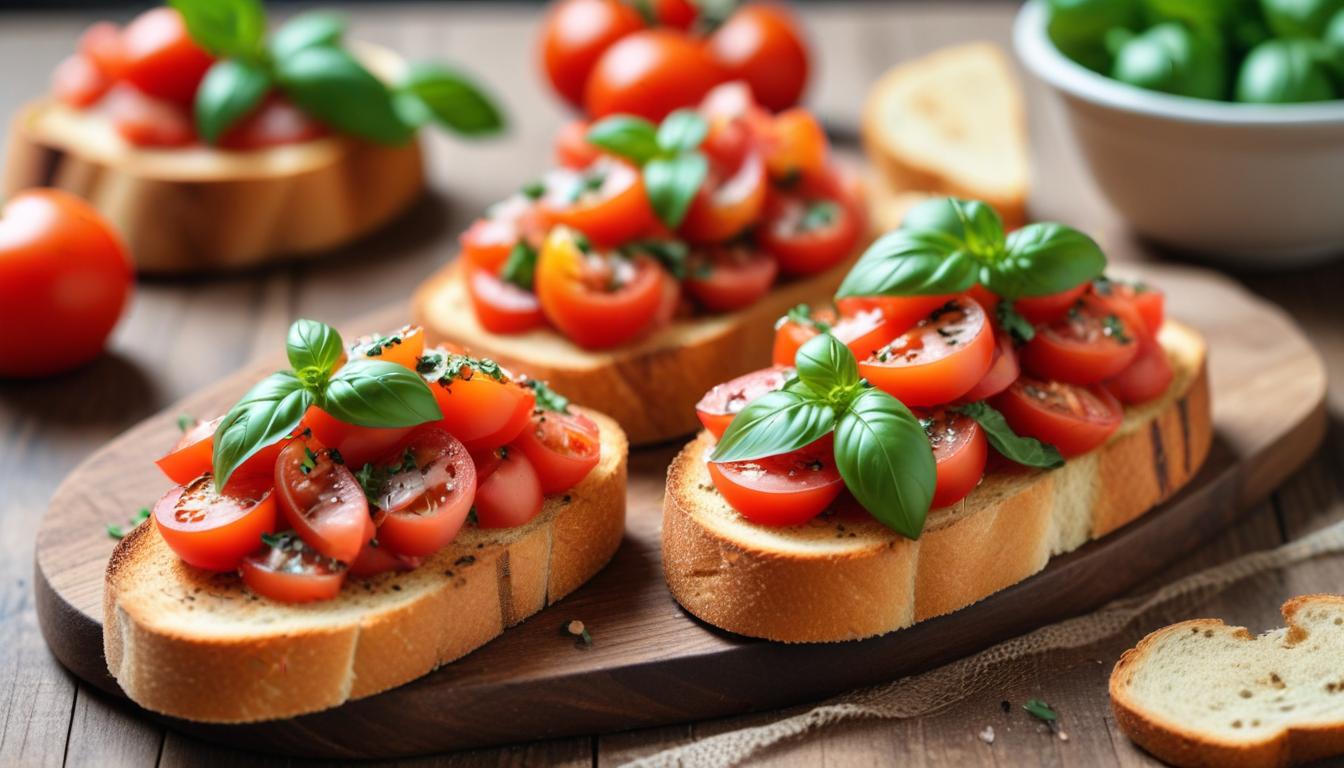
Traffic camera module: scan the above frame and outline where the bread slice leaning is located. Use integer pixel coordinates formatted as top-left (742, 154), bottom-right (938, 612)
top-left (1111, 595), bottom-right (1344, 768)
top-left (103, 409), bottom-right (627, 724)
top-left (663, 321), bottom-right (1211, 643)
top-left (413, 255), bottom-right (857, 446)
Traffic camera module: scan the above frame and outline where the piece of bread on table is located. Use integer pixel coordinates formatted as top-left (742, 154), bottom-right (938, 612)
top-left (862, 42), bottom-right (1028, 231)
top-left (413, 256), bottom-right (856, 446)
top-left (662, 321), bottom-right (1211, 643)
top-left (103, 409), bottom-right (626, 724)
top-left (1, 43), bottom-right (424, 274)
top-left (1111, 595), bottom-right (1344, 768)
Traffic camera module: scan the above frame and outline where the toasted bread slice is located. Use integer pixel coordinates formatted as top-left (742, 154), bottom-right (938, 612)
top-left (1111, 595), bottom-right (1344, 768)
top-left (1, 43), bottom-right (423, 274)
top-left (662, 321), bottom-right (1211, 643)
top-left (862, 43), bottom-right (1028, 230)
top-left (413, 255), bottom-right (858, 446)
top-left (103, 409), bottom-right (627, 723)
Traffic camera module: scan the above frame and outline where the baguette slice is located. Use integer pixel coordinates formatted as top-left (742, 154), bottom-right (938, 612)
top-left (413, 254), bottom-right (857, 446)
top-left (103, 409), bottom-right (627, 724)
top-left (1111, 595), bottom-right (1344, 768)
top-left (1, 43), bottom-right (423, 274)
top-left (663, 321), bottom-right (1211, 643)
top-left (862, 43), bottom-right (1028, 230)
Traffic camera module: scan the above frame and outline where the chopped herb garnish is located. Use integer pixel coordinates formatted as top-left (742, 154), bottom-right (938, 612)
top-left (176, 414), bottom-right (194, 433)
top-left (107, 507), bottom-right (151, 540)
top-left (779, 304), bottom-right (831, 333)
top-left (520, 180), bottom-right (546, 200)
top-left (417, 351), bottom-right (507, 385)
top-left (1102, 314), bottom-right (1132, 344)
top-left (261, 530), bottom-right (306, 552)
top-left (1023, 698), bottom-right (1058, 723)
top-left (300, 446), bottom-right (318, 474)
top-left (499, 241), bottom-right (539, 291)
top-left (526, 379), bottom-right (571, 413)
top-left (466, 507), bottom-right (479, 525)
top-left (996, 300), bottom-right (1035, 344)
top-left (572, 231), bottom-right (593, 254)
top-left (799, 200), bottom-right (839, 232)
top-left (622, 239), bottom-right (689, 280)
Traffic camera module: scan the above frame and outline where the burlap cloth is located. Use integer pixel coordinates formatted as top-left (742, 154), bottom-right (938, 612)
top-left (622, 520), bottom-right (1344, 768)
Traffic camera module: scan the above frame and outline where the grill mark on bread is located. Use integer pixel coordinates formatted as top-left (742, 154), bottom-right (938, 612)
top-left (496, 550), bottom-right (513, 626)
top-left (1177, 397), bottom-right (1192, 475)
top-left (1150, 421), bottom-right (1169, 498)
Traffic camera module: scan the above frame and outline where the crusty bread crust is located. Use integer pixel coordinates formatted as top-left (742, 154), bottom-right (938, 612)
top-left (103, 409), bottom-right (627, 723)
top-left (662, 321), bottom-right (1211, 643)
top-left (412, 256), bottom-right (857, 447)
top-left (1111, 595), bottom-right (1344, 768)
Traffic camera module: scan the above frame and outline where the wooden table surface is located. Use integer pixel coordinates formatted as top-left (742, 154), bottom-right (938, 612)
top-left (2, 3), bottom-right (1341, 766)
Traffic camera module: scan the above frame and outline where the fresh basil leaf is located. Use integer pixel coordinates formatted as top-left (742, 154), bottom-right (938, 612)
top-left (833, 388), bottom-right (935, 539)
top-left (996, 300), bottom-right (1035, 344)
top-left (169, 0), bottom-right (266, 61)
top-left (901, 197), bottom-right (1003, 253)
top-left (285, 319), bottom-right (344, 381)
top-left (276, 46), bottom-right (413, 145)
top-left (793, 332), bottom-right (859, 402)
top-left (988, 223), bottom-right (1106, 299)
top-left (500, 241), bottom-right (538, 290)
top-left (212, 371), bottom-right (313, 489)
top-left (586, 116), bottom-right (661, 165)
top-left (399, 63), bottom-right (503, 136)
top-left (194, 58), bottom-right (270, 144)
top-left (656, 109), bottom-right (708, 153)
top-left (835, 229), bottom-right (977, 298)
top-left (644, 152), bottom-right (708, 229)
top-left (322, 359), bottom-right (442, 427)
top-left (526, 379), bottom-right (570, 414)
top-left (269, 11), bottom-right (345, 60)
top-left (623, 239), bottom-right (688, 279)
top-left (710, 389), bottom-right (836, 463)
top-left (955, 401), bottom-right (1064, 469)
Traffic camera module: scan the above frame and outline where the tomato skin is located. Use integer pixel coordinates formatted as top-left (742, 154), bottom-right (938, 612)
top-left (835, 294), bottom-right (956, 338)
top-left (656, 0), bottom-right (699, 28)
top-left (1022, 294), bottom-right (1141, 386)
top-left (696, 365), bottom-right (792, 439)
top-left (772, 307), bottom-right (898, 368)
top-left (708, 436), bottom-right (843, 526)
top-left (52, 54), bottom-right (111, 107)
top-left (535, 228), bottom-right (668, 349)
top-left (1014, 284), bottom-right (1089, 325)
top-left (1105, 332), bottom-right (1174, 405)
top-left (348, 538), bottom-right (421, 578)
top-left (0, 189), bottom-right (131, 378)
top-left (466, 266), bottom-right (547, 334)
top-left (684, 246), bottom-right (778, 313)
top-left (274, 440), bottom-right (372, 564)
top-left (992, 378), bottom-right (1123, 458)
top-left (155, 416), bottom-right (289, 485)
top-left (372, 428), bottom-right (476, 558)
top-left (555, 119), bottom-right (601, 169)
top-left (120, 7), bottom-right (214, 106)
top-left (80, 22), bottom-right (126, 80)
top-left (102, 84), bottom-right (196, 147)
top-left (960, 331), bottom-right (1019, 403)
top-left (474, 448), bottom-right (545, 528)
top-left (761, 108), bottom-right (828, 183)
top-left (153, 475), bottom-right (278, 572)
top-left (708, 5), bottom-right (810, 111)
top-left (301, 407), bottom-right (414, 469)
top-left (758, 170), bottom-right (864, 276)
top-left (218, 95), bottom-right (327, 150)
top-left (240, 546), bottom-right (345, 603)
top-left (585, 29), bottom-right (726, 121)
top-left (514, 410), bottom-right (601, 494)
top-left (347, 324), bottom-right (425, 371)
top-left (920, 408), bottom-right (988, 508)
top-left (421, 355), bottom-right (536, 450)
top-left (541, 0), bottom-right (645, 108)
top-left (679, 141), bottom-right (767, 245)
top-left (1093, 281), bottom-right (1164, 339)
top-left (859, 297), bottom-right (996, 407)
top-left (552, 159), bottom-right (658, 247)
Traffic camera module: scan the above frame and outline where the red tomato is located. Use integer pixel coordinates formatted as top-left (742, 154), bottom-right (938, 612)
top-left (513, 409), bottom-right (602, 494)
top-left (301, 406), bottom-right (414, 469)
top-left (369, 428), bottom-right (476, 557)
top-left (274, 440), bottom-right (371, 563)
top-left (699, 80), bottom-right (769, 126)
top-left (772, 306), bottom-right (898, 367)
top-left (155, 416), bottom-right (290, 485)
top-left (240, 536), bottom-right (346, 603)
top-left (1022, 293), bottom-right (1141, 385)
top-left (153, 474), bottom-right (277, 572)
top-left (695, 365), bottom-right (791, 439)
top-left (348, 537), bottom-right (421, 578)
top-left (708, 5), bottom-right (809, 111)
top-left (102, 84), bottom-right (196, 146)
top-left (80, 22), bottom-right (126, 80)
top-left (708, 436), bottom-right (842, 526)
top-left (459, 192), bottom-right (557, 273)
top-left (966, 284), bottom-right (1001, 317)
top-left (474, 447), bottom-right (544, 528)
top-left (992, 378), bottom-right (1123, 458)
top-left (656, 0), bottom-right (699, 28)
top-left (960, 331), bottom-right (1019, 402)
top-left (585, 29), bottom-right (726, 121)
top-left (0, 189), bottom-right (131, 378)
top-left (1093, 279), bottom-right (1164, 339)
top-left (1015, 284), bottom-right (1088, 325)
top-left (535, 228), bottom-right (668, 348)
top-left (541, 0), bottom-right (645, 108)
top-left (1105, 332), bottom-right (1174, 405)
top-left (918, 408), bottom-right (988, 507)
top-left (684, 245), bottom-right (778, 312)
top-left (420, 350), bottom-right (536, 450)
top-left (466, 266), bottom-right (547, 334)
top-left (680, 126), bottom-right (767, 244)
top-left (347, 324), bottom-right (425, 371)
top-left (218, 95), bottom-right (328, 150)
top-left (760, 108), bottom-right (828, 183)
top-left (553, 159), bottom-right (658, 246)
top-left (120, 7), bottom-right (214, 106)
top-left (860, 297), bottom-right (996, 407)
top-left (52, 54), bottom-right (111, 107)
top-left (835, 294), bottom-right (956, 337)
top-left (554, 119), bottom-right (601, 169)
top-left (758, 172), bottom-right (864, 276)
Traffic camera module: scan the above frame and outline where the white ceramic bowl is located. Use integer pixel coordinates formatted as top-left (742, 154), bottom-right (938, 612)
top-left (1014, 0), bottom-right (1344, 266)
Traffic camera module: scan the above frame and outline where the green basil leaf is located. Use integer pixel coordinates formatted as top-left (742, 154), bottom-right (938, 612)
top-left (644, 152), bottom-right (708, 229)
top-left (710, 389), bottom-right (836, 463)
top-left (212, 372), bottom-right (313, 489)
top-left (285, 319), bottom-right (344, 381)
top-left (833, 388), bottom-right (935, 539)
top-left (955, 401), bottom-right (1063, 469)
top-left (169, 0), bottom-right (266, 61)
top-left (194, 58), bottom-right (270, 144)
top-left (990, 223), bottom-right (1106, 299)
top-left (499, 241), bottom-right (538, 290)
top-left (996, 300), bottom-right (1036, 344)
top-left (901, 197), bottom-right (1004, 255)
top-left (835, 229), bottom-right (977, 298)
top-left (398, 63), bottom-right (504, 136)
top-left (276, 46), bottom-right (413, 145)
top-left (586, 116), bottom-right (661, 165)
top-left (269, 11), bottom-right (345, 60)
top-left (526, 379), bottom-right (570, 414)
top-left (322, 359), bottom-right (442, 427)
top-left (793, 332), bottom-right (859, 401)
top-left (656, 109), bottom-right (708, 153)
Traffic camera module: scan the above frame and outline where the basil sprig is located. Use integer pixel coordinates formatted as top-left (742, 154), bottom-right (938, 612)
top-left (711, 334), bottom-right (935, 539)
top-left (954, 401), bottom-right (1064, 469)
top-left (212, 319), bottom-right (441, 489)
top-left (586, 110), bottom-right (710, 228)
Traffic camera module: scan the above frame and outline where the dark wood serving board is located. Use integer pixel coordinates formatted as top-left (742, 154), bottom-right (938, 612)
top-left (34, 263), bottom-right (1326, 759)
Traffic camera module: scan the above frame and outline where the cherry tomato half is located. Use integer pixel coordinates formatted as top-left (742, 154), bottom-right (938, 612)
top-left (992, 377), bottom-right (1123, 458)
top-left (695, 365), bottom-right (792, 439)
top-left (240, 534), bottom-right (345, 603)
top-left (514, 409), bottom-right (602, 494)
top-left (153, 474), bottom-right (277, 572)
top-left (960, 330), bottom-right (1019, 403)
top-left (684, 245), bottom-right (778, 313)
top-left (535, 228), bottom-right (668, 349)
top-left (120, 7), bottom-right (214, 106)
top-left (1022, 293), bottom-right (1141, 386)
top-left (52, 54), bottom-right (111, 107)
top-left (1014, 284), bottom-right (1088, 325)
top-left (102, 84), bottom-right (196, 147)
top-left (860, 297), bottom-right (996, 407)
top-left (474, 446), bottom-right (544, 528)
top-left (370, 427), bottom-right (476, 558)
top-left (274, 440), bottom-right (371, 564)
top-left (585, 29), bottom-right (725, 121)
top-left (772, 307), bottom-right (898, 367)
top-left (919, 408), bottom-right (988, 507)
top-left (708, 5), bottom-right (810, 112)
top-left (760, 108), bottom-right (828, 183)
top-left (1104, 331), bottom-right (1174, 405)
top-left (348, 538), bottom-right (421, 578)
top-left (835, 294), bottom-right (956, 338)
top-left (679, 125), bottom-right (767, 244)
top-left (540, 0), bottom-right (645, 108)
top-left (1093, 279), bottom-right (1164, 339)
top-left (302, 406), bottom-right (414, 469)
top-left (758, 170), bottom-right (864, 276)
top-left (419, 349), bottom-right (536, 450)
top-left (155, 416), bottom-right (290, 485)
top-left (347, 324), bottom-right (425, 371)
top-left (79, 22), bottom-right (126, 80)
top-left (552, 158), bottom-right (658, 247)
top-left (708, 435), bottom-right (842, 526)
top-left (466, 266), bottom-right (547, 334)
top-left (554, 119), bottom-right (602, 169)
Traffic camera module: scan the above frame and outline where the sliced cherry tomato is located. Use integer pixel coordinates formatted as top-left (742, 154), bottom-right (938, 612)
top-left (960, 330), bottom-right (1019, 403)
top-left (101, 84), bottom-right (196, 147)
top-left (679, 123), bottom-right (767, 244)
top-left (992, 378), bottom-right (1123, 458)
top-left (554, 119), bottom-right (601, 169)
top-left (513, 409), bottom-right (601, 494)
top-left (695, 365), bottom-right (791, 439)
top-left (1022, 293), bottom-right (1141, 386)
top-left (368, 427), bottom-right (476, 558)
top-left (585, 29), bottom-right (726, 121)
top-left (459, 191), bottom-right (559, 274)
top-left (1105, 332), bottom-right (1174, 405)
top-left (218, 95), bottom-right (327, 150)
top-left (274, 440), bottom-right (371, 564)
top-left (552, 159), bottom-right (657, 247)
top-left (347, 324), bottom-right (425, 371)
top-left (772, 306), bottom-right (898, 367)
top-left (240, 533), bottom-right (345, 603)
top-left (760, 108), bottom-right (828, 183)
top-left (535, 228), bottom-right (668, 349)
top-left (708, 436), bottom-right (842, 526)
top-left (348, 537), bottom-right (421, 578)
top-left (301, 407), bottom-right (414, 469)
top-left (708, 5), bottom-right (809, 111)
top-left (684, 245), bottom-right (778, 313)
top-left (120, 7), bottom-right (213, 106)
top-left (419, 349), bottom-right (536, 450)
top-left (1093, 279), bottom-right (1164, 339)
top-left (860, 297), bottom-right (996, 407)
top-left (758, 170), bottom-right (864, 276)
top-left (835, 294), bottom-right (956, 338)
top-left (466, 266), bottom-right (547, 334)
top-left (541, 0), bottom-right (645, 108)
top-left (474, 447), bottom-right (544, 528)
top-left (1015, 284), bottom-right (1088, 326)
top-left (52, 54), bottom-right (110, 108)
top-left (153, 474), bottom-right (277, 572)
top-left (656, 0), bottom-right (698, 28)
top-left (80, 22), bottom-right (126, 80)
top-left (155, 416), bottom-right (290, 485)
top-left (919, 408), bottom-right (988, 507)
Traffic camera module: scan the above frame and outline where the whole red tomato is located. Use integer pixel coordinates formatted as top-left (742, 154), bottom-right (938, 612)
top-left (541, 0), bottom-right (646, 108)
top-left (584, 29), bottom-right (726, 121)
top-left (708, 5), bottom-right (810, 111)
top-left (0, 190), bottom-right (132, 377)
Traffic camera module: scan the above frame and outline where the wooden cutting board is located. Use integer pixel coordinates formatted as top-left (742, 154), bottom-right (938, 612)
top-left (33, 263), bottom-right (1326, 759)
